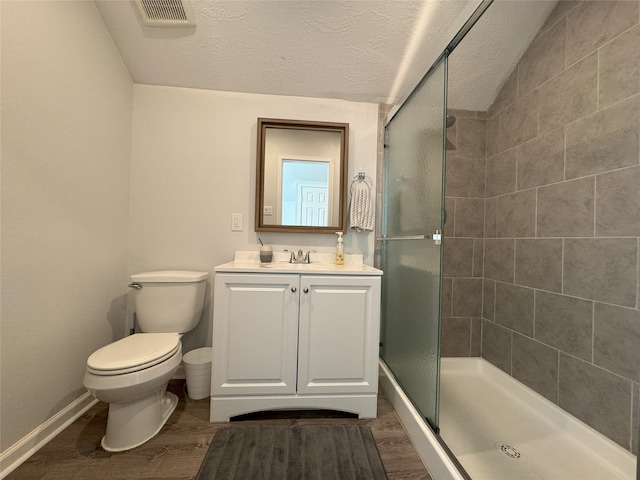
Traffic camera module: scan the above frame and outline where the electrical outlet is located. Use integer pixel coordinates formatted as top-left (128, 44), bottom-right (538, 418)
top-left (263, 205), bottom-right (273, 216)
top-left (231, 213), bottom-right (243, 231)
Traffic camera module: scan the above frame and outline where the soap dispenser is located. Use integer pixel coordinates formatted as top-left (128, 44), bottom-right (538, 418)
top-left (334, 232), bottom-right (345, 265)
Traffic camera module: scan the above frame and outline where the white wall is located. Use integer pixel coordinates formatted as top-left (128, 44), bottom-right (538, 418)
top-left (0, 0), bottom-right (133, 451)
top-left (129, 85), bottom-right (379, 352)
top-left (0, 1), bottom-right (379, 456)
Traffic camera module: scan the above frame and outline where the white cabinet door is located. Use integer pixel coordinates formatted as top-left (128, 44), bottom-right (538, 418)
top-left (297, 275), bottom-right (381, 395)
top-left (212, 274), bottom-right (299, 396)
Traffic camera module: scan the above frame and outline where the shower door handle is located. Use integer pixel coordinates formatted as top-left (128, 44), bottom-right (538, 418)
top-left (378, 229), bottom-right (442, 245)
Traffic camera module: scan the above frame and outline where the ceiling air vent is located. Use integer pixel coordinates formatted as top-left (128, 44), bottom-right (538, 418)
top-left (134, 0), bottom-right (196, 27)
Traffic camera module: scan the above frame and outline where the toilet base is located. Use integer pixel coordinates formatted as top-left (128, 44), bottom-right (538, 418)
top-left (101, 390), bottom-right (178, 452)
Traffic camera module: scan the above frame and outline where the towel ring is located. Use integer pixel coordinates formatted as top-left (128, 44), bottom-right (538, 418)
top-left (350, 173), bottom-right (372, 194)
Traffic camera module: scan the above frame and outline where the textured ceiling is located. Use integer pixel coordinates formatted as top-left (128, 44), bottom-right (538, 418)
top-left (95, 0), bottom-right (557, 110)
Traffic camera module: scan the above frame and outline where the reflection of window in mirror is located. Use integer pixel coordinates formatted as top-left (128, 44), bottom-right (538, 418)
top-left (281, 159), bottom-right (330, 226)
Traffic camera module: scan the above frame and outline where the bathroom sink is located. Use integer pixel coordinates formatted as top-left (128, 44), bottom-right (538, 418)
top-left (214, 251), bottom-right (383, 276)
top-left (261, 262), bottom-right (341, 271)
top-left (260, 261), bottom-right (293, 268)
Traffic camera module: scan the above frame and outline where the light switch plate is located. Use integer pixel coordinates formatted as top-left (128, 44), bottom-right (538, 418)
top-left (231, 213), bottom-right (243, 231)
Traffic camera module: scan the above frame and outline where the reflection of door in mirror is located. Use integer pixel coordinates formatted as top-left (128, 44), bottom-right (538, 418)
top-left (281, 159), bottom-right (330, 226)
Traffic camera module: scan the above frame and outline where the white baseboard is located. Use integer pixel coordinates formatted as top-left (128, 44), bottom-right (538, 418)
top-left (0, 392), bottom-right (98, 479)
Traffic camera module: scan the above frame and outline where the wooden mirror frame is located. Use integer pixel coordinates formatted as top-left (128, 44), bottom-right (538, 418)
top-left (255, 118), bottom-right (349, 233)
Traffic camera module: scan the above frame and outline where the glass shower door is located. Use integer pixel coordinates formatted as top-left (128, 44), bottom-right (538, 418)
top-left (380, 54), bottom-right (447, 431)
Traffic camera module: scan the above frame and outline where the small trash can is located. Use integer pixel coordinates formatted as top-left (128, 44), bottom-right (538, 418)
top-left (183, 347), bottom-right (212, 400)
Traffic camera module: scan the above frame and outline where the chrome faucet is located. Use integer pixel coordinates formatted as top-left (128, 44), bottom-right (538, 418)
top-left (304, 250), bottom-right (316, 263)
top-left (285, 249), bottom-right (316, 264)
top-left (285, 248), bottom-right (303, 263)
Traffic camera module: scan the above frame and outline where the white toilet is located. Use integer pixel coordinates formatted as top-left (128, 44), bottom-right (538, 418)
top-left (83, 270), bottom-right (208, 452)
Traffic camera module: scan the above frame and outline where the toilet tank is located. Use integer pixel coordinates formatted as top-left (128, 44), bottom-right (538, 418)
top-left (130, 271), bottom-right (208, 333)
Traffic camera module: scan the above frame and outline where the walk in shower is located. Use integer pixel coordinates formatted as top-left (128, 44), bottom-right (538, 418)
top-left (379, 1), bottom-right (639, 478)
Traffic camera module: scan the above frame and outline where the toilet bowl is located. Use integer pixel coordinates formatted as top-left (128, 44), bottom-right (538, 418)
top-left (84, 333), bottom-right (182, 451)
top-left (83, 271), bottom-right (208, 452)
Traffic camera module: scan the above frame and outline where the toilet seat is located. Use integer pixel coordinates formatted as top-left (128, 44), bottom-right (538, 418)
top-left (87, 333), bottom-right (181, 376)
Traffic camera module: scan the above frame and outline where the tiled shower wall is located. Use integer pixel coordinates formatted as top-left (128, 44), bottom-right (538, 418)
top-left (443, 0), bottom-right (640, 453)
top-left (441, 110), bottom-right (486, 357)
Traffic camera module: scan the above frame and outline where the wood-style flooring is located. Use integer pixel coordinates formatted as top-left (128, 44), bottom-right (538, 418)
top-left (6, 381), bottom-right (432, 479)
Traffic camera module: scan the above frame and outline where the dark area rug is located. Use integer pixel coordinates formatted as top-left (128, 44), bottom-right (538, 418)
top-left (194, 424), bottom-right (388, 479)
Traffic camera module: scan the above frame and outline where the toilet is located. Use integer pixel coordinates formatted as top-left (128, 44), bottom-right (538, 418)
top-left (83, 270), bottom-right (208, 452)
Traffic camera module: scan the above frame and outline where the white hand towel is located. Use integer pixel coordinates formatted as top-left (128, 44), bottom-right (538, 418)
top-left (349, 182), bottom-right (374, 232)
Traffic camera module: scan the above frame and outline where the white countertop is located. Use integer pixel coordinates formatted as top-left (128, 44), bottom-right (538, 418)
top-left (214, 251), bottom-right (383, 276)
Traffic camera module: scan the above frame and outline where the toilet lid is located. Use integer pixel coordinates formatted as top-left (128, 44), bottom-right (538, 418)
top-left (87, 333), bottom-right (180, 375)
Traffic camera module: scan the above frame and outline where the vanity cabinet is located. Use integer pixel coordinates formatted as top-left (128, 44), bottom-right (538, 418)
top-left (210, 272), bottom-right (381, 422)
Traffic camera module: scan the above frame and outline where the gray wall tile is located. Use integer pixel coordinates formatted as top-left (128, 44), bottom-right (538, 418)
top-left (441, 317), bottom-right (471, 357)
top-left (448, 109), bottom-right (482, 119)
top-left (512, 333), bottom-right (559, 403)
top-left (444, 197), bottom-right (455, 238)
top-left (452, 278), bottom-right (483, 317)
top-left (498, 90), bottom-right (539, 151)
top-left (565, 95), bottom-right (640, 179)
top-left (484, 239), bottom-right (515, 283)
top-left (566, 0), bottom-right (639, 66)
top-left (443, 238), bottom-right (474, 277)
top-left (564, 238), bottom-right (638, 307)
top-left (599, 24), bottom-right (640, 108)
top-left (484, 197), bottom-right (497, 238)
top-left (594, 302), bottom-right (640, 382)
top-left (559, 353), bottom-right (632, 449)
top-left (486, 149), bottom-right (517, 198)
top-left (475, 157), bottom-right (487, 198)
top-left (442, 277), bottom-right (453, 318)
top-left (519, 19), bottom-right (566, 96)
top-left (633, 383), bottom-right (639, 456)
top-left (486, 114), bottom-right (500, 158)
top-left (482, 319), bottom-right (512, 374)
top-left (535, 291), bottom-right (593, 361)
top-left (473, 239), bottom-right (484, 278)
top-left (455, 198), bottom-right (485, 237)
top-left (515, 239), bottom-right (563, 292)
top-left (537, 176), bottom-right (595, 237)
top-left (445, 156), bottom-right (485, 198)
top-left (483, 279), bottom-right (496, 321)
top-left (495, 282), bottom-right (535, 336)
top-left (496, 189), bottom-right (536, 238)
top-left (517, 127), bottom-right (565, 190)
top-left (596, 166), bottom-right (640, 236)
top-left (456, 118), bottom-right (486, 158)
top-left (539, 53), bottom-right (598, 134)
top-left (470, 318), bottom-right (482, 357)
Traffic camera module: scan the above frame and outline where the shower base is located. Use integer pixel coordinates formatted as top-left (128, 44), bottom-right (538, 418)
top-left (379, 358), bottom-right (635, 480)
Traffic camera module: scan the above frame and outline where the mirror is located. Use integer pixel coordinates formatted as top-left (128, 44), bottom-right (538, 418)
top-left (255, 118), bottom-right (349, 233)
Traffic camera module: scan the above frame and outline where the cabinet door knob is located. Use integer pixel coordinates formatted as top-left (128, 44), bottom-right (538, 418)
top-left (303, 288), bottom-right (309, 293)
top-left (291, 287), bottom-right (297, 293)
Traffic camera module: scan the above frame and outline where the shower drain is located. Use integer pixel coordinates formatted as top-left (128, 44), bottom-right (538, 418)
top-left (494, 442), bottom-right (521, 459)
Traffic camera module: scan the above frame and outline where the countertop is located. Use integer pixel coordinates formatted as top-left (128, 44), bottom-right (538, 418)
top-left (214, 251), bottom-right (383, 276)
